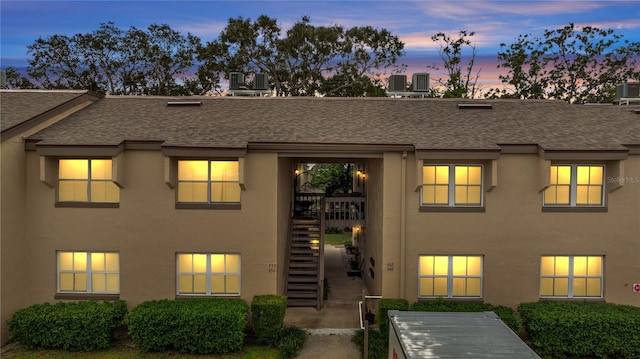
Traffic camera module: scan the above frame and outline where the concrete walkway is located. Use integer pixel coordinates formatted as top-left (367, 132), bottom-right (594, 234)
top-left (284, 244), bottom-right (365, 358)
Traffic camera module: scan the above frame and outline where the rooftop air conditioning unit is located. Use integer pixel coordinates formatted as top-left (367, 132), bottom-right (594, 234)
top-left (388, 75), bottom-right (407, 92)
top-left (616, 82), bottom-right (640, 99)
top-left (253, 73), bottom-right (269, 90)
top-left (229, 72), bottom-right (245, 91)
top-left (412, 73), bottom-right (430, 92)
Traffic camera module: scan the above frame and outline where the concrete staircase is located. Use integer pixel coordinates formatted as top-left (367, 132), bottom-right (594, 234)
top-left (286, 218), bottom-right (321, 307)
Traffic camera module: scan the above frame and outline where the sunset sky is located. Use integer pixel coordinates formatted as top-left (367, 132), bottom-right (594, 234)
top-left (2, 1), bottom-right (639, 90)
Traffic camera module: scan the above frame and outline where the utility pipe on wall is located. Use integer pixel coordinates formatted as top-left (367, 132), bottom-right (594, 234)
top-left (400, 151), bottom-right (407, 298)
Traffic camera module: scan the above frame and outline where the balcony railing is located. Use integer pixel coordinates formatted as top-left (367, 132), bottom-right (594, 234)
top-left (294, 193), bottom-right (365, 228)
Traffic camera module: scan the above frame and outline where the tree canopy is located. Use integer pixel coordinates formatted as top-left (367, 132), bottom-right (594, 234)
top-left (197, 15), bottom-right (405, 96)
top-left (488, 23), bottom-right (640, 103)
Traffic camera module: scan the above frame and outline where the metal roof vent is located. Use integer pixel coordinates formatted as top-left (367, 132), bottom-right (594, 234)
top-left (457, 103), bottom-right (493, 109)
top-left (166, 101), bottom-right (202, 107)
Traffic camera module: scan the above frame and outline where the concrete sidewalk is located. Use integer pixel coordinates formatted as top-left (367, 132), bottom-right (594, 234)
top-left (284, 244), bottom-right (366, 358)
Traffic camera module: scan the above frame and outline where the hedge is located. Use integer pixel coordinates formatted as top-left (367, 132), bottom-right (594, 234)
top-left (411, 299), bottom-right (522, 333)
top-left (7, 300), bottom-right (127, 351)
top-left (127, 298), bottom-right (247, 354)
top-left (377, 298), bottom-right (409, 343)
top-left (518, 301), bottom-right (640, 359)
top-left (251, 295), bottom-right (287, 346)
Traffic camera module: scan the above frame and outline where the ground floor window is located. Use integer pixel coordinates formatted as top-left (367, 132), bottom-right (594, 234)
top-left (418, 255), bottom-right (482, 298)
top-left (57, 251), bottom-right (119, 293)
top-left (177, 253), bottom-right (241, 295)
top-left (540, 255), bottom-right (603, 298)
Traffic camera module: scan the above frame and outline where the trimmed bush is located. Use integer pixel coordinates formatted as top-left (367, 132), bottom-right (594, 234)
top-left (127, 298), bottom-right (247, 354)
top-left (377, 298), bottom-right (409, 343)
top-left (353, 328), bottom-right (387, 359)
top-left (251, 295), bottom-right (287, 346)
top-left (7, 300), bottom-right (127, 351)
top-left (411, 299), bottom-right (522, 333)
top-left (518, 301), bottom-right (640, 359)
top-left (278, 326), bottom-right (307, 359)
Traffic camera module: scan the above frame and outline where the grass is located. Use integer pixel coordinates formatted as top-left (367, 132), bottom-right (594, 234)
top-left (325, 232), bottom-right (352, 245)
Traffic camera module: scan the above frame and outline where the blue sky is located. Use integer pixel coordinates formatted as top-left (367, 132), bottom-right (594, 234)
top-left (2, 1), bottom-right (639, 88)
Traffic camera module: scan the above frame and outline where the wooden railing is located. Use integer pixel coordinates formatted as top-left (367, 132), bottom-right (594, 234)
top-left (324, 197), bottom-right (366, 228)
top-left (293, 193), bottom-right (366, 228)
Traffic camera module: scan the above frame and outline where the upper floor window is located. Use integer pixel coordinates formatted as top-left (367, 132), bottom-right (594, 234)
top-left (177, 160), bottom-right (240, 203)
top-left (418, 255), bottom-right (483, 298)
top-left (177, 253), bottom-right (241, 296)
top-left (58, 159), bottom-right (119, 203)
top-left (57, 251), bottom-right (119, 294)
top-left (540, 255), bottom-right (603, 298)
top-left (422, 165), bottom-right (482, 206)
top-left (544, 165), bottom-right (604, 206)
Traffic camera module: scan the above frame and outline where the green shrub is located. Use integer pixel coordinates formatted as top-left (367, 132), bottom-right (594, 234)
top-left (377, 298), bottom-right (409, 343)
top-left (127, 298), bottom-right (247, 354)
top-left (7, 300), bottom-right (127, 351)
top-left (518, 301), bottom-right (640, 359)
top-left (411, 299), bottom-right (522, 333)
top-left (278, 326), bottom-right (307, 359)
top-left (353, 328), bottom-right (387, 359)
top-left (251, 295), bottom-right (287, 346)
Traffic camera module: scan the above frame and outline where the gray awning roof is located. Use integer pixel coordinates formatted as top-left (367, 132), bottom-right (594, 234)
top-left (388, 311), bottom-right (540, 358)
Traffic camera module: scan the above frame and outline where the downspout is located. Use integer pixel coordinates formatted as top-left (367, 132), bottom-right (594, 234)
top-left (399, 151), bottom-right (407, 298)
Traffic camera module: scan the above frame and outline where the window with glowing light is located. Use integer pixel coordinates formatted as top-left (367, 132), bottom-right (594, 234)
top-left (57, 251), bottom-right (119, 293)
top-left (544, 165), bottom-right (604, 206)
top-left (177, 253), bottom-right (241, 296)
top-left (422, 165), bottom-right (482, 206)
top-left (177, 160), bottom-right (240, 203)
top-left (418, 255), bottom-right (482, 298)
top-left (58, 159), bottom-right (119, 203)
top-left (540, 255), bottom-right (603, 298)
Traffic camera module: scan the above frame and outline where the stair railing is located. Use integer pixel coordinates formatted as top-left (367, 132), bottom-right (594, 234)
top-left (317, 197), bottom-right (326, 310)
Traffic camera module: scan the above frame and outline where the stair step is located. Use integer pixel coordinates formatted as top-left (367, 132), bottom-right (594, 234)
top-left (289, 262), bottom-right (318, 268)
top-left (287, 292), bottom-right (318, 298)
top-left (289, 269), bottom-right (318, 275)
top-left (291, 255), bottom-right (318, 260)
top-left (287, 284), bottom-right (318, 290)
top-left (287, 299), bottom-right (317, 307)
top-left (291, 249), bottom-right (315, 254)
top-left (288, 276), bottom-right (318, 283)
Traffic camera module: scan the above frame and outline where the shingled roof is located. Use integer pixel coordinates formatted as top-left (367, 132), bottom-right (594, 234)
top-left (16, 94), bottom-right (640, 152)
top-left (0, 90), bottom-right (103, 141)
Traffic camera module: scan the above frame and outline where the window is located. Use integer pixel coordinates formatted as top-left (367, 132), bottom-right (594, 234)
top-left (544, 165), bottom-right (604, 206)
top-left (422, 165), bottom-right (482, 206)
top-left (540, 255), bottom-right (603, 298)
top-left (177, 160), bottom-right (240, 203)
top-left (418, 255), bottom-right (482, 298)
top-left (57, 251), bottom-right (119, 293)
top-left (177, 253), bottom-right (241, 296)
top-left (58, 159), bottom-right (119, 203)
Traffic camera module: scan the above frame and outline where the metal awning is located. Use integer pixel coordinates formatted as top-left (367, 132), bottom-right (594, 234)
top-left (388, 311), bottom-right (540, 358)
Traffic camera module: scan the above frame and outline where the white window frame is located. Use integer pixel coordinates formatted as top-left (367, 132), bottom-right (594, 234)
top-left (421, 164), bottom-right (484, 207)
top-left (418, 255), bottom-right (483, 299)
top-left (539, 255), bottom-right (604, 299)
top-left (544, 164), bottom-right (605, 207)
top-left (57, 251), bottom-right (120, 294)
top-left (57, 158), bottom-right (119, 204)
top-left (176, 252), bottom-right (241, 296)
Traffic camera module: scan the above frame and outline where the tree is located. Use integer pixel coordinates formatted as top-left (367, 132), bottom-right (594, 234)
top-left (197, 15), bottom-right (405, 96)
top-left (431, 30), bottom-right (481, 98)
top-left (491, 23), bottom-right (640, 103)
top-left (2, 67), bottom-right (37, 89)
top-left (26, 22), bottom-right (200, 95)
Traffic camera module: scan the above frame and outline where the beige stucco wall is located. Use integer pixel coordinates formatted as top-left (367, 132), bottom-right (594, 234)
top-left (22, 150), bottom-right (282, 309)
top-left (277, 157), bottom-right (294, 294)
top-left (1, 139), bottom-right (29, 343)
top-left (397, 153), bottom-right (640, 308)
top-left (360, 158), bottom-right (383, 296)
